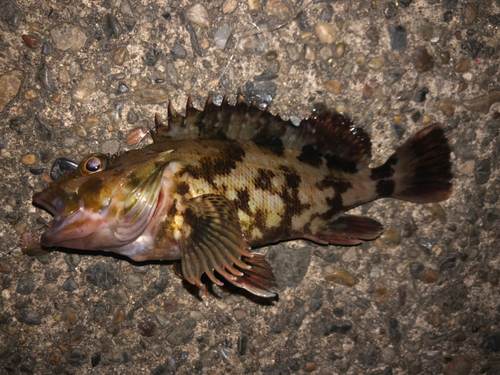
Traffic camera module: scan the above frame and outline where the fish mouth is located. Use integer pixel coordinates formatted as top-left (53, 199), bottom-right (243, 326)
top-left (32, 188), bottom-right (81, 248)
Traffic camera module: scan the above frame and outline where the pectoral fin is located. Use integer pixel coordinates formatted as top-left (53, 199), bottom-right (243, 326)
top-left (308, 214), bottom-right (384, 245)
top-left (179, 194), bottom-right (278, 297)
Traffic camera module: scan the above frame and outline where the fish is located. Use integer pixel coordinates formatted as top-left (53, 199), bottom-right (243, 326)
top-left (33, 95), bottom-right (453, 298)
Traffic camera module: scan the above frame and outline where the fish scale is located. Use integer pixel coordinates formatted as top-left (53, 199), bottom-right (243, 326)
top-left (33, 95), bottom-right (453, 298)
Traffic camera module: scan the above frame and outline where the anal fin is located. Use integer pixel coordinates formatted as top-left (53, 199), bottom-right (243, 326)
top-left (229, 255), bottom-right (279, 298)
top-left (179, 194), bottom-right (279, 297)
top-left (308, 214), bottom-right (383, 246)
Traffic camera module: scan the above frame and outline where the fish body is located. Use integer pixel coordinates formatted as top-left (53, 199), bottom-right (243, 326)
top-left (33, 96), bottom-right (453, 297)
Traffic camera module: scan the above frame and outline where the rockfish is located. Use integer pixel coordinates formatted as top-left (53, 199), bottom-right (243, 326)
top-left (33, 96), bottom-right (453, 297)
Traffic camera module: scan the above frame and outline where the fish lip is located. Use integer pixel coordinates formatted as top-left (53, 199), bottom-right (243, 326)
top-left (33, 189), bottom-right (79, 247)
top-left (32, 190), bottom-right (64, 218)
top-left (32, 191), bottom-right (57, 216)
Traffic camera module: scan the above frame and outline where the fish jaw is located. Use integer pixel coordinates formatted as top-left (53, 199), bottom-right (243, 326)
top-left (34, 186), bottom-right (122, 250)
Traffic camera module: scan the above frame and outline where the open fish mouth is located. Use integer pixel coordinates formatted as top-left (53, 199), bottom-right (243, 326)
top-left (32, 188), bottom-right (81, 247)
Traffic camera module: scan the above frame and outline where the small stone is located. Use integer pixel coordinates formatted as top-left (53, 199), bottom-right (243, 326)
top-left (248, 0), bottom-right (259, 10)
top-left (186, 3), bottom-right (211, 27)
top-left (62, 276), bottom-right (79, 291)
top-left (413, 87), bottom-right (429, 102)
top-left (463, 2), bottom-right (479, 25)
top-left (126, 127), bottom-right (147, 146)
top-left (304, 45), bottom-right (315, 61)
top-left (112, 309), bottom-right (126, 325)
top-left (22, 154), bottom-right (37, 165)
top-left (303, 362), bottom-right (317, 372)
top-left (439, 99), bottom-right (455, 117)
top-left (112, 46), bottom-right (128, 66)
top-left (266, 0), bottom-right (292, 20)
top-left (422, 268), bottom-right (437, 284)
top-left (398, 0), bottom-right (413, 7)
top-left (48, 352), bottom-right (59, 366)
top-left (214, 23), bottom-right (231, 50)
top-left (368, 57), bottom-right (385, 70)
top-left (334, 42), bottom-right (346, 58)
top-left (117, 82), bottom-right (129, 94)
top-left (408, 263), bottom-right (425, 282)
top-left (0, 261), bottom-right (12, 274)
top-left (380, 229), bottom-right (401, 246)
top-left (265, 51), bottom-right (278, 62)
top-left (388, 25), bottom-right (407, 50)
top-left (475, 159), bottom-right (491, 185)
top-left (455, 60), bottom-right (469, 72)
top-left (42, 41), bottom-right (54, 55)
top-left (101, 139), bottom-right (120, 155)
top-left (73, 123), bottom-right (87, 138)
top-left (457, 160), bottom-right (475, 174)
top-left (439, 51), bottom-right (451, 65)
top-left (86, 262), bottom-right (118, 290)
top-left (428, 310), bottom-right (442, 327)
top-left (375, 282), bottom-right (390, 301)
top-left (166, 62), bottom-right (180, 87)
top-left (28, 23), bottom-right (40, 32)
top-left (20, 356), bottom-right (36, 373)
top-left (316, 22), bottom-right (337, 44)
top-left (463, 92), bottom-right (500, 113)
top-left (16, 309), bottom-right (42, 325)
top-left (134, 83), bottom-right (168, 104)
top-left (325, 269), bottom-right (359, 286)
top-left (16, 279), bottom-right (37, 295)
top-left (342, 247), bottom-right (357, 262)
top-left (187, 23), bottom-right (203, 56)
top-left (190, 311), bottom-right (203, 321)
top-left (413, 47), bottom-right (434, 72)
top-left (144, 47), bottom-right (161, 66)
top-left (318, 46), bottom-right (333, 60)
top-left (458, 81), bottom-right (467, 92)
top-left (171, 44), bottom-right (187, 59)
top-left (85, 116), bottom-right (99, 128)
top-left (233, 308), bottom-right (247, 322)
top-left (22, 35), bottom-right (39, 49)
top-left (461, 38), bottom-right (483, 58)
top-left (325, 79), bottom-right (342, 94)
top-left (24, 89), bottom-right (37, 100)
top-left (51, 93), bottom-right (61, 103)
top-left (0, 70), bottom-right (24, 112)
top-left (72, 72), bottom-right (96, 102)
top-left (222, 0), bottom-right (238, 14)
top-left (167, 320), bottom-right (196, 346)
top-left (64, 308), bottom-right (78, 324)
top-left (50, 24), bottom-right (87, 52)
top-left (37, 58), bottom-right (56, 92)
top-left (50, 157), bottom-right (78, 181)
top-left (426, 203), bottom-right (447, 223)
top-left (443, 356), bottom-right (472, 375)
top-left (285, 43), bottom-right (300, 62)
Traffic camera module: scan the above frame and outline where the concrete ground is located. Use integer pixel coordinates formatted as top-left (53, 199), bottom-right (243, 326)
top-left (1, 0), bottom-right (499, 374)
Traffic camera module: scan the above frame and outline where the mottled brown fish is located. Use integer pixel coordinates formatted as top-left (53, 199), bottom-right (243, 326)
top-left (33, 95), bottom-right (453, 297)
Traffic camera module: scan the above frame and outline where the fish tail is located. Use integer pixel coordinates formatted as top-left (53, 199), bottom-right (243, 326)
top-left (371, 123), bottom-right (453, 203)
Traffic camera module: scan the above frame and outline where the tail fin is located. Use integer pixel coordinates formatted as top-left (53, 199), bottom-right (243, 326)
top-left (371, 123), bottom-right (453, 203)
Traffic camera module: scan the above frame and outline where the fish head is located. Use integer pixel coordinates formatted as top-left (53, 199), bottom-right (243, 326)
top-left (33, 149), bottom-right (174, 251)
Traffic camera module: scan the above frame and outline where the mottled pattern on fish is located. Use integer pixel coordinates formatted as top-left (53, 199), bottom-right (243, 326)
top-left (33, 95), bottom-right (453, 297)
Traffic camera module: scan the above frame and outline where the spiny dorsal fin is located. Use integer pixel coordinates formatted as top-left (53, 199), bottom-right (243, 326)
top-left (151, 95), bottom-right (373, 170)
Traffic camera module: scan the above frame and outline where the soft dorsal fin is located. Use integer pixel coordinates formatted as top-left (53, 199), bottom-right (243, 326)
top-left (152, 95), bottom-right (372, 170)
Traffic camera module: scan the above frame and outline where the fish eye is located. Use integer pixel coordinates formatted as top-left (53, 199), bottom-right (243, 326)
top-left (80, 154), bottom-right (108, 175)
top-left (85, 157), bottom-right (101, 172)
